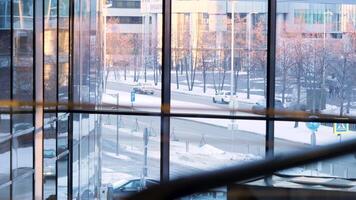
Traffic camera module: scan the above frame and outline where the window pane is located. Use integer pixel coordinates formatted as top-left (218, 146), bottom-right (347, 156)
top-left (0, 185), bottom-right (10, 200)
top-left (101, 115), bottom-right (160, 195)
top-left (0, 0), bottom-right (11, 103)
top-left (275, 121), bottom-right (356, 189)
top-left (13, 0), bottom-right (34, 102)
top-left (102, 0), bottom-right (162, 112)
top-left (58, 114), bottom-right (68, 154)
top-left (44, 0), bottom-right (58, 107)
top-left (12, 114), bottom-right (33, 178)
top-left (170, 118), bottom-right (265, 178)
top-left (12, 175), bottom-right (33, 200)
top-left (171, 0), bottom-right (267, 116)
top-left (59, 0), bottom-right (69, 104)
top-left (0, 114), bottom-right (10, 184)
top-left (276, 0), bottom-right (356, 117)
top-left (57, 154), bottom-right (68, 200)
top-left (43, 113), bottom-right (57, 199)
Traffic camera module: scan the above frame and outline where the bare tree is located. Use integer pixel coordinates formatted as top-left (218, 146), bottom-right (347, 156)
top-left (250, 20), bottom-right (267, 98)
top-left (329, 20), bottom-right (356, 116)
top-left (106, 17), bottom-right (131, 83)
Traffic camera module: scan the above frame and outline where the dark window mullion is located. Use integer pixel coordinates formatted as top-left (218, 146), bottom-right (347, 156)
top-left (9, 0), bottom-right (13, 197)
top-left (161, 0), bottom-right (171, 183)
top-left (266, 0), bottom-right (277, 165)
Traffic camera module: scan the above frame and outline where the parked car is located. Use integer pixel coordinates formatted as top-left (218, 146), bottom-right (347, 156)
top-left (285, 102), bottom-right (307, 112)
top-left (131, 83), bottom-right (154, 95)
top-left (212, 91), bottom-right (234, 104)
top-left (252, 99), bottom-right (285, 114)
top-left (109, 178), bottom-right (159, 199)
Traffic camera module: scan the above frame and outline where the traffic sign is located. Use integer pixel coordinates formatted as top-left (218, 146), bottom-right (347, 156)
top-left (131, 91), bottom-right (135, 103)
top-left (333, 123), bottom-right (349, 135)
top-left (306, 122), bottom-right (320, 132)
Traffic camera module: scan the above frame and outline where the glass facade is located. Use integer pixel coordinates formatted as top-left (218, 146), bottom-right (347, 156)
top-left (0, 0), bottom-right (355, 199)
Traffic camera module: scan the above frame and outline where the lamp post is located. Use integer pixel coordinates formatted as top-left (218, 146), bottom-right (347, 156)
top-left (322, 9), bottom-right (333, 87)
top-left (231, 1), bottom-right (235, 98)
top-left (247, 12), bottom-right (258, 99)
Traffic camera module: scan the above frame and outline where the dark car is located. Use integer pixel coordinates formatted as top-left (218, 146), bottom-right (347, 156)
top-left (131, 83), bottom-right (154, 95)
top-left (110, 178), bottom-right (159, 199)
top-left (252, 99), bottom-right (285, 114)
top-left (286, 102), bottom-right (307, 112)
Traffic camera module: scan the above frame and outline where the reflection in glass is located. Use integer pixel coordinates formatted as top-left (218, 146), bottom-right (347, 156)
top-left (13, 0), bottom-right (34, 102)
top-left (0, 0), bottom-right (11, 103)
top-left (12, 114), bottom-right (33, 178)
top-left (43, 113), bottom-right (57, 199)
top-left (57, 155), bottom-right (68, 200)
top-left (12, 175), bottom-right (33, 200)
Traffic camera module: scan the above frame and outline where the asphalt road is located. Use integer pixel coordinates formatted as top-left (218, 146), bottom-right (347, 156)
top-left (101, 115), bottom-right (356, 182)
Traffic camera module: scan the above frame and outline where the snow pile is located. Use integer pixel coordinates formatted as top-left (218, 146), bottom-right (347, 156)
top-left (103, 151), bottom-right (132, 161)
top-left (195, 144), bottom-right (225, 155)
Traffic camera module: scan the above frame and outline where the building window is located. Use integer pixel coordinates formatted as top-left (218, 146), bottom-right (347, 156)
top-left (112, 0), bottom-right (140, 9)
top-left (107, 16), bottom-right (143, 24)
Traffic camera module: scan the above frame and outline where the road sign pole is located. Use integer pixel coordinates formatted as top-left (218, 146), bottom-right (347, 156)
top-left (311, 131), bottom-right (316, 147)
top-left (143, 128), bottom-right (148, 179)
top-left (116, 94), bottom-right (120, 155)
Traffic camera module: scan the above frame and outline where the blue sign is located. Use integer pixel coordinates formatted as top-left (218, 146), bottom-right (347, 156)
top-left (333, 123), bottom-right (349, 135)
top-left (130, 91), bottom-right (135, 103)
top-left (306, 122), bottom-right (320, 132)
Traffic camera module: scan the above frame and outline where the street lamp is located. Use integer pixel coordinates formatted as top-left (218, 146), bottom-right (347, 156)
top-left (231, 1), bottom-right (235, 98)
top-left (247, 11), bottom-right (258, 99)
top-left (322, 9), bottom-right (333, 87)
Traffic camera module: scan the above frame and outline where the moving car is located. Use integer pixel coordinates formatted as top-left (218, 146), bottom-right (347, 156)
top-left (109, 178), bottom-right (159, 199)
top-left (212, 91), bottom-right (234, 104)
top-left (131, 83), bottom-right (154, 95)
top-left (252, 99), bottom-right (285, 114)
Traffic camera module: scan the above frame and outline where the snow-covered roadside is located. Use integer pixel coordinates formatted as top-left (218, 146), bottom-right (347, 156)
top-left (102, 91), bottom-right (356, 145)
top-left (185, 118), bottom-right (356, 145)
top-left (106, 71), bottom-right (356, 115)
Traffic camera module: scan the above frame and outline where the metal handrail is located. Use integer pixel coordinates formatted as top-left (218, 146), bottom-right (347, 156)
top-left (127, 138), bottom-right (356, 200)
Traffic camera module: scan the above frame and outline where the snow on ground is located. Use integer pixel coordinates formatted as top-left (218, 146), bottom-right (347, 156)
top-left (103, 89), bottom-right (223, 113)
top-left (103, 85), bottom-right (356, 145)
top-left (102, 172), bottom-right (133, 185)
top-left (185, 118), bottom-right (356, 145)
top-left (103, 124), bottom-right (260, 174)
top-left (104, 72), bottom-right (356, 147)
top-left (103, 151), bottom-right (132, 161)
top-left (280, 167), bottom-right (335, 177)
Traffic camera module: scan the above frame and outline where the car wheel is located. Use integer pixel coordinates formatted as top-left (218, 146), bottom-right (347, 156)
top-left (213, 98), bottom-right (216, 103)
top-left (222, 98), bottom-right (226, 104)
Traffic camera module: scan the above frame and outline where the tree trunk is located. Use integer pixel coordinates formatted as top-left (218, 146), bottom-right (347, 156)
top-left (176, 62), bottom-right (179, 89)
top-left (203, 63), bottom-right (207, 93)
top-left (282, 66), bottom-right (287, 104)
top-left (295, 64), bottom-right (302, 128)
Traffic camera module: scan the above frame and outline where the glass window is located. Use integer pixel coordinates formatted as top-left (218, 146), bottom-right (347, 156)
top-left (57, 154), bottom-right (68, 200)
top-left (103, 3), bottom-right (162, 112)
top-left (12, 114), bottom-right (33, 178)
top-left (170, 118), bottom-right (265, 178)
top-left (0, 0), bottom-right (11, 103)
top-left (43, 113), bottom-right (57, 199)
top-left (12, 175), bottom-right (33, 200)
top-left (171, 0), bottom-right (267, 116)
top-left (101, 115), bottom-right (160, 187)
top-left (13, 0), bottom-right (34, 102)
top-left (276, 1), bottom-right (356, 117)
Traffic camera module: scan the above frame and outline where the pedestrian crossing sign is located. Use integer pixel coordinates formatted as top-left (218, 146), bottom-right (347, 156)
top-left (333, 123), bottom-right (349, 135)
